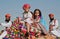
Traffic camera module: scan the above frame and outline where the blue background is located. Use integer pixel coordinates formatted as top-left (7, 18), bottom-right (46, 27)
top-left (0, 0), bottom-right (60, 31)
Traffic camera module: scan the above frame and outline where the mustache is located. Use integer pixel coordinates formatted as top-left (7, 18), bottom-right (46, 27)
top-left (50, 18), bottom-right (54, 21)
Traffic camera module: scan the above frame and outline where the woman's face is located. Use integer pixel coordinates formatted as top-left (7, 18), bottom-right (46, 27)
top-left (35, 10), bottom-right (39, 16)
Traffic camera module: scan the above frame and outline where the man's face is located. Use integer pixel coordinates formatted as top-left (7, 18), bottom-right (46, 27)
top-left (6, 17), bottom-right (10, 20)
top-left (49, 15), bottom-right (54, 19)
top-left (23, 8), bottom-right (29, 12)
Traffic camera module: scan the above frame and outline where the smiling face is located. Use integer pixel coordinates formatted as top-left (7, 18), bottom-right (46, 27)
top-left (34, 9), bottom-right (42, 19)
top-left (35, 10), bottom-right (40, 17)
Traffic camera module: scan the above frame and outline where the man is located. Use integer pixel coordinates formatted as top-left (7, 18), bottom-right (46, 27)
top-left (49, 13), bottom-right (58, 32)
top-left (0, 13), bottom-right (12, 39)
top-left (49, 13), bottom-right (60, 38)
top-left (23, 4), bottom-right (33, 33)
top-left (0, 13), bottom-right (12, 28)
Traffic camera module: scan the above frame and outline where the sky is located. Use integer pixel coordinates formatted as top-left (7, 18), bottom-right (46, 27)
top-left (0, 0), bottom-right (60, 31)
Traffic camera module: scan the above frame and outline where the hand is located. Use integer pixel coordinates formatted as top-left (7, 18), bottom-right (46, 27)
top-left (49, 26), bottom-right (53, 31)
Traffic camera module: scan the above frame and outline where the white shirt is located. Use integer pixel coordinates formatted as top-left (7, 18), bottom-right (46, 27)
top-left (24, 18), bottom-right (33, 24)
top-left (50, 20), bottom-right (60, 37)
top-left (1, 21), bottom-right (12, 28)
top-left (0, 21), bottom-right (12, 38)
top-left (23, 12), bottom-right (33, 24)
top-left (23, 12), bottom-right (32, 19)
top-left (51, 29), bottom-right (60, 37)
top-left (49, 19), bottom-right (58, 30)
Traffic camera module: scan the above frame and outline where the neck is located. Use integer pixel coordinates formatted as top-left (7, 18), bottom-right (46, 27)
top-left (24, 11), bottom-right (29, 13)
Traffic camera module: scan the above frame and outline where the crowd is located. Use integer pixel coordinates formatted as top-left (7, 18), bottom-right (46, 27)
top-left (0, 4), bottom-right (60, 39)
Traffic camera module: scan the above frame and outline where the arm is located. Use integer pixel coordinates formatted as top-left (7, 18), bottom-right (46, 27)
top-left (53, 20), bottom-right (58, 30)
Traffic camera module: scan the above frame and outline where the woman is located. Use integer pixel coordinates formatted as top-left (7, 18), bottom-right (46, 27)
top-left (33, 9), bottom-right (48, 35)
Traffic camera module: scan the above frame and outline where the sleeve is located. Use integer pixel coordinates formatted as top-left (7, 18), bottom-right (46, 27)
top-left (53, 20), bottom-right (58, 30)
top-left (28, 12), bottom-right (32, 18)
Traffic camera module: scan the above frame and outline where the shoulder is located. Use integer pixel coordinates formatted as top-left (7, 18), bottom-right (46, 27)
top-left (54, 19), bottom-right (58, 22)
top-left (29, 11), bottom-right (33, 14)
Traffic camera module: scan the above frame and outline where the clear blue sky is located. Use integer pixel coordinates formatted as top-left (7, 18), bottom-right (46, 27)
top-left (0, 0), bottom-right (60, 31)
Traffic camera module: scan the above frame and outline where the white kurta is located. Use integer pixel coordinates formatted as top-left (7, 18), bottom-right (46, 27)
top-left (0, 21), bottom-right (12, 38)
top-left (49, 19), bottom-right (58, 30)
top-left (23, 12), bottom-right (33, 24)
top-left (23, 12), bottom-right (32, 19)
top-left (51, 29), bottom-right (60, 37)
top-left (24, 18), bottom-right (33, 24)
top-left (1, 21), bottom-right (12, 28)
top-left (49, 19), bottom-right (60, 37)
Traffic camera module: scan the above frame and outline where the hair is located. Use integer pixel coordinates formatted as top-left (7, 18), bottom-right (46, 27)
top-left (34, 9), bottom-right (42, 19)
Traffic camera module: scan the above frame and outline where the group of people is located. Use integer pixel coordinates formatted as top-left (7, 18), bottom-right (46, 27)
top-left (0, 4), bottom-right (60, 39)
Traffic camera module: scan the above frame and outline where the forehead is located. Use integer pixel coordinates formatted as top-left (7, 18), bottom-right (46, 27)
top-left (49, 15), bottom-right (54, 17)
top-left (35, 11), bottom-right (39, 13)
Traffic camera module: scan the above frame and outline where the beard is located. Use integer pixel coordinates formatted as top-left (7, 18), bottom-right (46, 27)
top-left (50, 18), bottom-right (54, 21)
top-left (5, 19), bottom-right (10, 23)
